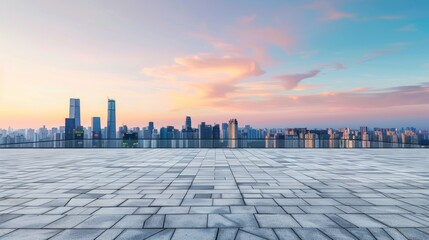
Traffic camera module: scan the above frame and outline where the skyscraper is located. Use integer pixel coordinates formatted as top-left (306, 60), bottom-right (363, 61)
top-left (228, 119), bottom-right (238, 148)
top-left (92, 117), bottom-right (102, 147)
top-left (69, 98), bottom-right (81, 128)
top-left (198, 122), bottom-right (212, 148)
top-left (65, 118), bottom-right (75, 148)
top-left (148, 122), bottom-right (154, 135)
top-left (107, 99), bottom-right (116, 147)
top-left (185, 116), bottom-right (192, 130)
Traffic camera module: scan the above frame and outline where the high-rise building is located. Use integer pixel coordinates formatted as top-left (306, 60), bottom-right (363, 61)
top-left (221, 123), bottom-right (228, 147)
top-left (199, 122), bottom-right (212, 148)
top-left (92, 117), bottom-right (102, 147)
top-left (107, 99), bottom-right (116, 147)
top-left (65, 118), bottom-right (75, 148)
top-left (92, 117), bottom-right (101, 132)
top-left (213, 124), bottom-right (220, 148)
top-left (185, 116), bottom-right (192, 130)
top-left (148, 122), bottom-right (154, 135)
top-left (228, 119), bottom-right (238, 148)
top-left (69, 98), bottom-right (81, 128)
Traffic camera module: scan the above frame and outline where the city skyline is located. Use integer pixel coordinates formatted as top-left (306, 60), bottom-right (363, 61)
top-left (1, 1), bottom-right (429, 128)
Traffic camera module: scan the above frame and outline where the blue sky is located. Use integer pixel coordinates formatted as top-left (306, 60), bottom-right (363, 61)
top-left (1, 0), bottom-right (428, 128)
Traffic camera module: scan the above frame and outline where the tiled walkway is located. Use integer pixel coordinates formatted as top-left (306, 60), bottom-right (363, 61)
top-left (0, 149), bottom-right (429, 239)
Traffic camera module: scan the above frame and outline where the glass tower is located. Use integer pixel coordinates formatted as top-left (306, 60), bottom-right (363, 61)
top-left (107, 99), bottom-right (116, 146)
top-left (69, 98), bottom-right (81, 128)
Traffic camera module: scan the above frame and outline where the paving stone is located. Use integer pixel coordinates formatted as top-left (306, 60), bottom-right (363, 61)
top-left (1, 149), bottom-right (429, 237)
top-left (293, 228), bottom-right (332, 240)
top-left (50, 229), bottom-right (104, 240)
top-left (398, 228), bottom-right (429, 240)
top-left (208, 214), bottom-right (258, 228)
top-left (369, 214), bottom-right (425, 227)
top-left (143, 214), bottom-right (165, 228)
top-left (146, 229), bottom-right (175, 240)
top-left (75, 215), bottom-right (124, 228)
top-left (255, 214), bottom-right (300, 228)
top-left (172, 228), bottom-right (217, 240)
top-left (348, 228), bottom-right (376, 240)
top-left (274, 228), bottom-right (300, 240)
top-left (116, 229), bottom-right (162, 240)
top-left (113, 215), bottom-right (150, 228)
top-left (293, 214), bottom-right (339, 228)
top-left (1, 229), bottom-right (60, 240)
top-left (164, 214), bottom-right (207, 228)
top-left (320, 228), bottom-right (357, 240)
top-left (158, 206), bottom-right (190, 214)
top-left (0, 215), bottom-right (63, 228)
top-left (217, 228), bottom-right (238, 240)
top-left (190, 206), bottom-right (229, 214)
top-left (338, 214), bottom-right (386, 227)
top-left (45, 215), bottom-right (90, 228)
top-left (95, 229), bottom-right (123, 240)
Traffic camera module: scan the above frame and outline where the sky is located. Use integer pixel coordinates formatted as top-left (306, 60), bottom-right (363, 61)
top-left (1, 0), bottom-right (429, 129)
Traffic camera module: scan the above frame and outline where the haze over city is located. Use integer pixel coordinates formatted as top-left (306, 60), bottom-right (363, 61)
top-left (1, 0), bottom-right (429, 129)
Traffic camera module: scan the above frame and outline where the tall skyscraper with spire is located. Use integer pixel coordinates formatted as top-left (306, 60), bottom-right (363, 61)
top-left (107, 99), bottom-right (116, 146)
top-left (69, 98), bottom-right (81, 128)
top-left (228, 119), bottom-right (238, 148)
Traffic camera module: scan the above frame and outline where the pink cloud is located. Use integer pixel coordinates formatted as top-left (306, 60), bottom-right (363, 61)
top-left (274, 70), bottom-right (321, 90)
top-left (204, 83), bottom-right (429, 114)
top-left (142, 54), bottom-right (264, 99)
top-left (306, 1), bottom-right (354, 21)
top-left (239, 15), bottom-right (256, 24)
top-left (358, 49), bottom-right (396, 63)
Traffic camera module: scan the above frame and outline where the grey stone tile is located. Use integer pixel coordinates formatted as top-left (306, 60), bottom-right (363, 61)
top-left (116, 229), bottom-right (162, 240)
top-left (348, 228), bottom-right (376, 240)
top-left (208, 214), bottom-right (258, 228)
top-left (50, 229), bottom-right (104, 240)
top-left (164, 214), bottom-right (207, 228)
top-left (255, 214), bottom-right (300, 228)
top-left (0, 215), bottom-right (63, 228)
top-left (337, 214), bottom-right (386, 227)
top-left (146, 229), bottom-right (175, 240)
top-left (274, 229), bottom-right (300, 240)
top-left (370, 214), bottom-right (424, 227)
top-left (231, 206), bottom-right (256, 213)
top-left (368, 228), bottom-right (395, 240)
top-left (255, 206), bottom-right (285, 214)
top-left (45, 215), bottom-right (90, 228)
top-left (113, 215), bottom-right (150, 228)
top-left (87, 199), bottom-right (125, 207)
top-left (158, 206), bottom-right (190, 214)
top-left (293, 214), bottom-right (339, 228)
top-left (1, 229), bottom-right (60, 240)
top-left (172, 228), bottom-right (217, 240)
top-left (320, 228), bottom-right (357, 240)
top-left (398, 228), bottom-right (429, 240)
top-left (293, 228), bottom-right (331, 240)
top-left (95, 229), bottom-right (123, 240)
top-left (93, 207), bottom-right (136, 215)
top-left (143, 215), bottom-right (165, 228)
top-left (217, 228), bottom-right (238, 240)
top-left (190, 206), bottom-right (229, 214)
top-left (384, 228), bottom-right (408, 240)
top-left (75, 215), bottom-right (124, 228)
top-left (121, 199), bottom-right (154, 207)
top-left (151, 199), bottom-right (182, 206)
top-left (0, 229), bottom-right (14, 237)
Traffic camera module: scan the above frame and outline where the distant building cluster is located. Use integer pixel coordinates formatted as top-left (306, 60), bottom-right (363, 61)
top-left (1, 98), bottom-right (429, 148)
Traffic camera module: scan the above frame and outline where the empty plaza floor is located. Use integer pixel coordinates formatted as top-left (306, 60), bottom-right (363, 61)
top-left (0, 149), bottom-right (429, 240)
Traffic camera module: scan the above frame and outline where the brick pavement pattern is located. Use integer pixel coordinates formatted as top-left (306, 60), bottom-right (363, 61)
top-left (0, 149), bottom-right (429, 239)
